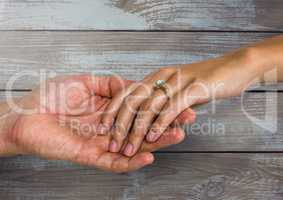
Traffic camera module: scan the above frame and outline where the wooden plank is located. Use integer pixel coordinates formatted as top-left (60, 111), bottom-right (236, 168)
top-left (0, 0), bottom-right (283, 31)
top-left (0, 31), bottom-right (279, 90)
top-left (1, 91), bottom-right (283, 151)
top-left (0, 153), bottom-right (283, 199)
top-left (182, 92), bottom-right (283, 151)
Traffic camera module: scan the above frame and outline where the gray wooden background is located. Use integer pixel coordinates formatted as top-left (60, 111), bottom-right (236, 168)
top-left (0, 0), bottom-right (283, 199)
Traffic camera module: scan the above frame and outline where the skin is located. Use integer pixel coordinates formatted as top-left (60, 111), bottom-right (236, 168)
top-left (102, 35), bottom-right (283, 157)
top-left (0, 74), bottom-right (195, 173)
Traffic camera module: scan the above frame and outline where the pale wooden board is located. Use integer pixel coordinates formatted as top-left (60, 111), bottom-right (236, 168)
top-left (0, 31), bottom-right (280, 90)
top-left (1, 1), bottom-right (283, 198)
top-left (0, 153), bottom-right (283, 200)
top-left (0, 0), bottom-right (283, 31)
top-left (1, 91), bottom-right (282, 151)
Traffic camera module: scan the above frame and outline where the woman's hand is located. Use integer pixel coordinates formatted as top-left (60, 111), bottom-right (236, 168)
top-left (102, 47), bottom-right (266, 157)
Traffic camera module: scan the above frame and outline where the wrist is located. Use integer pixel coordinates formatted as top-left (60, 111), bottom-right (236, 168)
top-left (0, 98), bottom-right (25, 156)
top-left (239, 36), bottom-right (283, 83)
top-left (238, 47), bottom-right (266, 74)
top-left (235, 46), bottom-right (277, 84)
top-left (0, 103), bottom-right (19, 156)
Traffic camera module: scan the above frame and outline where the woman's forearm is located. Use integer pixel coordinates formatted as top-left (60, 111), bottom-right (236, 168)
top-left (247, 35), bottom-right (283, 82)
top-left (103, 34), bottom-right (283, 154)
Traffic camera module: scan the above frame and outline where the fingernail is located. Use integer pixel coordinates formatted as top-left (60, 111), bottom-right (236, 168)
top-left (124, 143), bottom-right (134, 156)
top-left (147, 131), bottom-right (161, 142)
top-left (109, 140), bottom-right (118, 152)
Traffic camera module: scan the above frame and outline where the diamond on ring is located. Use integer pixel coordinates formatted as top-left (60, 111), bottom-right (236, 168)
top-left (155, 79), bottom-right (166, 89)
top-left (154, 79), bottom-right (169, 98)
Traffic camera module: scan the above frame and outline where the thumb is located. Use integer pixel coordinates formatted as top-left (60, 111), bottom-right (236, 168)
top-left (172, 108), bottom-right (196, 126)
top-left (82, 74), bottom-right (135, 98)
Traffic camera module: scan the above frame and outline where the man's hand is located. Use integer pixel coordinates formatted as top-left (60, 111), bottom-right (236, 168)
top-left (1, 74), bottom-right (194, 173)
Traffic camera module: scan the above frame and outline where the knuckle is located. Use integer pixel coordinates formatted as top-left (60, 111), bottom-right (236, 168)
top-left (158, 67), bottom-right (176, 74)
top-left (113, 124), bottom-right (128, 139)
top-left (123, 94), bottom-right (145, 115)
top-left (141, 95), bottom-right (165, 114)
top-left (103, 104), bottom-right (118, 117)
top-left (129, 134), bottom-right (143, 143)
top-left (118, 100), bottom-right (135, 115)
top-left (123, 95), bottom-right (138, 111)
top-left (154, 114), bottom-right (170, 128)
top-left (132, 122), bottom-right (147, 137)
top-left (132, 128), bottom-right (147, 138)
top-left (140, 99), bottom-right (153, 111)
top-left (123, 96), bottom-right (132, 106)
top-left (133, 85), bottom-right (151, 97)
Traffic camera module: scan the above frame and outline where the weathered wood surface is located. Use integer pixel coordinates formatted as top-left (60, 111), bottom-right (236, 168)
top-left (0, 0), bottom-right (283, 31)
top-left (1, 0), bottom-right (283, 198)
top-left (0, 31), bottom-right (280, 90)
top-left (1, 91), bottom-right (282, 151)
top-left (0, 153), bottom-right (283, 200)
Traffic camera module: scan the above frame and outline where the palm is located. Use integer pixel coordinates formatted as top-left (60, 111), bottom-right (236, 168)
top-left (12, 75), bottom-right (186, 173)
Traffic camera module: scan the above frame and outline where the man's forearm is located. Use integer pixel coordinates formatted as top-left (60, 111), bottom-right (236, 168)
top-left (0, 100), bottom-right (22, 156)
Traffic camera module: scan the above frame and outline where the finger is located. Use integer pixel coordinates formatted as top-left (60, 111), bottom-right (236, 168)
top-left (147, 82), bottom-right (209, 142)
top-left (85, 74), bottom-right (137, 134)
top-left (119, 109), bottom-right (195, 154)
top-left (26, 110), bottom-right (160, 173)
top-left (123, 73), bottom-right (192, 156)
top-left (120, 118), bottom-right (189, 154)
top-left (113, 152), bottom-right (154, 173)
top-left (93, 151), bottom-right (154, 173)
top-left (54, 74), bottom-right (134, 98)
top-left (80, 74), bottom-right (135, 97)
top-left (66, 100), bottom-right (111, 138)
top-left (62, 95), bottom-right (110, 123)
top-left (108, 68), bottom-right (176, 153)
top-left (67, 134), bottom-right (154, 173)
top-left (100, 81), bottom-right (140, 131)
top-left (103, 69), bottom-right (173, 130)
top-left (172, 108), bottom-right (196, 126)
top-left (42, 74), bottom-right (133, 115)
top-left (63, 94), bottom-right (110, 117)
top-left (140, 127), bottom-right (186, 153)
top-left (100, 71), bottom-right (157, 129)
top-left (122, 91), bottom-right (166, 156)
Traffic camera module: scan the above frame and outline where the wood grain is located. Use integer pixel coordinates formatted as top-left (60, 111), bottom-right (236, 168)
top-left (0, 31), bottom-right (279, 90)
top-left (0, 0), bottom-right (283, 31)
top-left (0, 1), bottom-right (283, 198)
top-left (0, 153), bottom-right (283, 200)
top-left (1, 91), bottom-right (282, 151)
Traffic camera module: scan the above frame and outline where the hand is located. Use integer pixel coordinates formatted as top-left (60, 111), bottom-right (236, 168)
top-left (4, 74), bottom-right (193, 173)
top-left (102, 48), bottom-right (263, 157)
